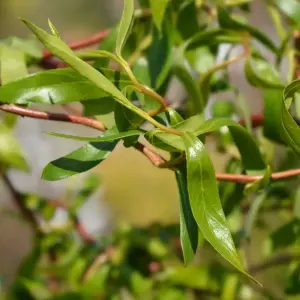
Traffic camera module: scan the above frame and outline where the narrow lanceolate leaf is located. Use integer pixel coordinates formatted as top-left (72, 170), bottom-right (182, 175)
top-left (166, 108), bottom-right (184, 127)
top-left (116, 0), bottom-right (135, 57)
top-left (46, 130), bottom-right (142, 142)
top-left (244, 192), bottom-right (267, 239)
top-left (244, 54), bottom-right (284, 89)
top-left (150, 0), bottom-right (169, 32)
top-left (281, 80), bottom-right (300, 156)
top-left (148, 15), bottom-right (173, 89)
top-left (176, 0), bottom-right (200, 40)
top-left (94, 26), bottom-right (119, 68)
top-left (182, 132), bottom-right (247, 275)
top-left (114, 86), bottom-right (144, 132)
top-left (0, 68), bottom-right (130, 105)
top-left (185, 29), bottom-right (243, 51)
top-left (0, 46), bottom-right (28, 84)
top-left (21, 20), bottom-right (152, 124)
top-left (42, 142), bottom-right (117, 181)
top-left (172, 62), bottom-right (204, 114)
top-left (243, 53), bottom-right (285, 143)
top-left (218, 7), bottom-right (278, 53)
top-left (175, 166), bottom-right (198, 264)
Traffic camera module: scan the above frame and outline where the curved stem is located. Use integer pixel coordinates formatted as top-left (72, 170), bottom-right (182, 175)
top-left (76, 51), bottom-right (168, 117)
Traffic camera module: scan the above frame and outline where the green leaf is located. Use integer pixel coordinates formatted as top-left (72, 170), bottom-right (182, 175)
top-left (0, 46), bottom-right (28, 84)
top-left (150, 0), bottom-right (169, 32)
top-left (0, 122), bottom-right (28, 171)
top-left (94, 26), bottom-right (119, 68)
top-left (116, 0), bottom-right (135, 57)
top-left (48, 19), bottom-right (61, 38)
top-left (46, 129), bottom-right (142, 142)
top-left (285, 264), bottom-right (300, 295)
top-left (21, 19), bottom-right (152, 124)
top-left (82, 98), bottom-right (115, 117)
top-left (166, 108), bottom-right (184, 127)
top-left (244, 192), bottom-right (267, 239)
top-left (219, 159), bottom-right (244, 216)
top-left (244, 165), bottom-right (271, 194)
top-left (148, 14), bottom-right (173, 89)
top-left (186, 46), bottom-right (215, 75)
top-left (3, 37), bottom-right (42, 61)
top-left (272, 0), bottom-right (300, 26)
top-left (0, 67), bottom-right (130, 105)
top-left (176, 0), bottom-right (200, 40)
top-left (147, 117), bottom-right (266, 173)
top-left (172, 53), bottom-right (204, 114)
top-left (182, 132), bottom-right (247, 275)
top-left (263, 89), bottom-right (284, 143)
top-left (199, 56), bottom-right (244, 108)
top-left (132, 57), bottom-right (161, 112)
top-left (175, 166), bottom-right (198, 264)
top-left (114, 86), bottom-right (144, 132)
top-left (185, 29), bottom-right (243, 51)
top-left (42, 141), bottom-right (117, 181)
top-left (145, 115), bottom-right (205, 152)
top-left (266, 79), bottom-right (300, 157)
top-left (218, 7), bottom-right (278, 53)
top-left (244, 54), bottom-right (284, 89)
top-left (211, 101), bottom-right (235, 118)
top-left (20, 278), bottom-right (50, 300)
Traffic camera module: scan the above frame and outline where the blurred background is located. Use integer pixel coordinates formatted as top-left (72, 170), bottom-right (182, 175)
top-left (0, 0), bottom-right (285, 292)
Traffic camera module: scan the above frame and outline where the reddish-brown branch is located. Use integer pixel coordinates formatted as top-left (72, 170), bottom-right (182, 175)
top-left (41, 29), bottom-right (109, 69)
top-left (0, 104), bottom-right (106, 131)
top-left (2, 103), bottom-right (300, 183)
top-left (239, 113), bottom-right (264, 128)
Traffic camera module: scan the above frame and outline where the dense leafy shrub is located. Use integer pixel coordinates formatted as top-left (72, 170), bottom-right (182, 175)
top-left (1, 0), bottom-right (300, 298)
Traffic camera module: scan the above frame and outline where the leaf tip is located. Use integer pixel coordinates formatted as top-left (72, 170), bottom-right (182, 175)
top-left (48, 19), bottom-right (61, 38)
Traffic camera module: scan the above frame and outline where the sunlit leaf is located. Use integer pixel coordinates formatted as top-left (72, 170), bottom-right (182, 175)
top-left (116, 0), bottom-right (135, 57)
top-left (182, 132), bottom-right (247, 275)
top-left (0, 68), bottom-right (130, 105)
top-left (21, 19), bottom-right (152, 124)
top-left (147, 117), bottom-right (266, 174)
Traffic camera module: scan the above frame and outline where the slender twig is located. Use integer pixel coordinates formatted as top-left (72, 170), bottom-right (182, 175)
top-left (2, 103), bottom-right (300, 183)
top-left (1, 174), bottom-right (38, 230)
top-left (0, 104), bottom-right (106, 131)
